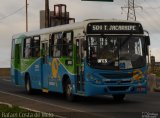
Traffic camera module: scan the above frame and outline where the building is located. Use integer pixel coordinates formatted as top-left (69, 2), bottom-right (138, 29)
top-left (150, 56), bottom-right (160, 73)
top-left (40, 4), bottom-right (75, 29)
top-left (154, 62), bottom-right (160, 73)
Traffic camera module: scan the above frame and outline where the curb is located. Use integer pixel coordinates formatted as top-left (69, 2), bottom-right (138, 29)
top-left (153, 88), bottom-right (160, 92)
top-left (0, 102), bottom-right (12, 108)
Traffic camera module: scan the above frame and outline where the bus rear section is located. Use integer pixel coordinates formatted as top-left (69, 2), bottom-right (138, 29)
top-left (11, 36), bottom-right (24, 86)
top-left (81, 21), bottom-right (150, 101)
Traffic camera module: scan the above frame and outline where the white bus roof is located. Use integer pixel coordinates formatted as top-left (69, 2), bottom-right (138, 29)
top-left (12, 19), bottom-right (141, 39)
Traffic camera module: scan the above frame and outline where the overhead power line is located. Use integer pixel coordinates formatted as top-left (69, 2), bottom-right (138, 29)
top-left (0, 6), bottom-right (25, 21)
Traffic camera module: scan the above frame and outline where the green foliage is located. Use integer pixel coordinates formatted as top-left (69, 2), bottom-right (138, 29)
top-left (0, 105), bottom-right (60, 118)
top-left (156, 73), bottom-right (160, 77)
top-left (0, 105), bottom-right (28, 112)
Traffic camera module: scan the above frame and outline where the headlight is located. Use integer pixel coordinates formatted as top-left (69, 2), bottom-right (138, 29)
top-left (86, 73), bottom-right (102, 84)
top-left (86, 73), bottom-right (96, 81)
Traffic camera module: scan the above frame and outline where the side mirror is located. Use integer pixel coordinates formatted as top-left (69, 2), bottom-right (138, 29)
top-left (145, 36), bottom-right (150, 46)
top-left (145, 47), bottom-right (149, 55)
top-left (144, 36), bottom-right (150, 55)
top-left (83, 40), bottom-right (87, 50)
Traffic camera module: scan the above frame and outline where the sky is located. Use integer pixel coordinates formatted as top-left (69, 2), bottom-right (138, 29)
top-left (0, 0), bottom-right (160, 67)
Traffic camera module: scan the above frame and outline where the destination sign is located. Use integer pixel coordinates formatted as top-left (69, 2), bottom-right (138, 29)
top-left (87, 22), bottom-right (144, 34)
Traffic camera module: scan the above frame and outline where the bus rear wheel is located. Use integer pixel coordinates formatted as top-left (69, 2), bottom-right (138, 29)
top-left (65, 79), bottom-right (75, 102)
top-left (25, 75), bottom-right (33, 94)
top-left (113, 94), bottom-right (125, 102)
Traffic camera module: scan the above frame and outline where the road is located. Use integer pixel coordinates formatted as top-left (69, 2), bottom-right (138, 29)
top-left (0, 78), bottom-right (160, 118)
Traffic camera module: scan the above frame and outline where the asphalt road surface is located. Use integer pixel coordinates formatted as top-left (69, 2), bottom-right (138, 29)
top-left (0, 78), bottom-right (160, 118)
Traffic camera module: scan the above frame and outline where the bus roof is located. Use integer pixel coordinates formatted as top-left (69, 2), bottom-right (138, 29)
top-left (12, 19), bottom-right (141, 39)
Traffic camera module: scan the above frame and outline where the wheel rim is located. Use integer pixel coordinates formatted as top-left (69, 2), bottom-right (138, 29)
top-left (66, 84), bottom-right (72, 97)
top-left (26, 80), bottom-right (30, 92)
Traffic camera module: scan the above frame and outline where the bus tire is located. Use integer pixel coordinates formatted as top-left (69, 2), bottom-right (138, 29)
top-left (65, 79), bottom-right (75, 102)
top-left (113, 94), bottom-right (125, 102)
top-left (25, 75), bottom-right (33, 94)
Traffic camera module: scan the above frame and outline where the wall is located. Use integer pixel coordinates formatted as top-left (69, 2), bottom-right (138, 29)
top-left (0, 68), bottom-right (10, 77)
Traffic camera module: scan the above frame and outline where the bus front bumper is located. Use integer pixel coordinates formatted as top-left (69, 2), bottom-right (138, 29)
top-left (85, 81), bottom-right (147, 96)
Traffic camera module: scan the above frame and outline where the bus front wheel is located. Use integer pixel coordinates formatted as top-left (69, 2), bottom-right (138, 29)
top-left (113, 94), bottom-right (125, 102)
top-left (25, 75), bottom-right (33, 94)
top-left (65, 79), bottom-right (75, 101)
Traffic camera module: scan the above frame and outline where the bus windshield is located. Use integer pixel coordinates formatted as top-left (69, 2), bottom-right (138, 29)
top-left (87, 35), bottom-right (146, 70)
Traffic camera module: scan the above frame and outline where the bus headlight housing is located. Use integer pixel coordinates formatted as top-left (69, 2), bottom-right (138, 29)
top-left (86, 73), bottom-right (102, 84)
top-left (86, 73), bottom-right (96, 81)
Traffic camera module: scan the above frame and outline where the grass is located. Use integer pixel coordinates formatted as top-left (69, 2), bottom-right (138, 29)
top-left (156, 73), bottom-right (160, 78)
top-left (0, 105), bottom-right (41, 118)
top-left (0, 104), bottom-right (28, 112)
top-left (0, 104), bottom-right (60, 118)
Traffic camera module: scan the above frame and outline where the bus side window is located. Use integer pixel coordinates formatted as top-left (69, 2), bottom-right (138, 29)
top-left (50, 33), bottom-right (62, 58)
top-left (24, 37), bottom-right (32, 58)
top-left (54, 34), bottom-right (61, 57)
top-left (62, 32), bottom-right (73, 57)
top-left (32, 36), bottom-right (40, 57)
top-left (11, 39), bottom-right (15, 59)
top-left (49, 34), bottom-right (54, 57)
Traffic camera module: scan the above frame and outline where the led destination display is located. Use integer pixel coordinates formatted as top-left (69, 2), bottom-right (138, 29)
top-left (87, 22), bottom-right (144, 34)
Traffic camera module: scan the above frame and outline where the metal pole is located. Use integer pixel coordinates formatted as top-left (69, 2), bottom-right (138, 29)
top-left (122, 0), bottom-right (142, 21)
top-left (26, 0), bottom-right (28, 32)
top-left (45, 0), bottom-right (49, 28)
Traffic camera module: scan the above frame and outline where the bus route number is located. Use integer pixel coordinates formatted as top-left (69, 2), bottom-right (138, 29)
top-left (92, 25), bottom-right (103, 31)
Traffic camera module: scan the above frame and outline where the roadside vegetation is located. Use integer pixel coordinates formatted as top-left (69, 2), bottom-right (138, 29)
top-left (0, 104), bottom-right (61, 118)
top-left (0, 104), bottom-right (28, 112)
top-left (156, 73), bottom-right (160, 78)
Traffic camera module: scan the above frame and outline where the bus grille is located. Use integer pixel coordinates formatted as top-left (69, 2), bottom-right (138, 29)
top-left (108, 86), bottom-right (129, 91)
top-left (100, 73), bottom-right (132, 79)
top-left (105, 80), bottom-right (131, 84)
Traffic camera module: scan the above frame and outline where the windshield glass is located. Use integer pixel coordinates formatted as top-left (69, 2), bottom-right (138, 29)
top-left (87, 35), bottom-right (146, 70)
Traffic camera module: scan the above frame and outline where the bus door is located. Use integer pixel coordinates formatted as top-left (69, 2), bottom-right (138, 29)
top-left (76, 39), bottom-right (84, 92)
top-left (14, 43), bottom-right (21, 85)
top-left (41, 41), bottom-right (49, 89)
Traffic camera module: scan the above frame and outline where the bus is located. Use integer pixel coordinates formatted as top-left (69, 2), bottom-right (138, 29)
top-left (11, 19), bottom-right (150, 101)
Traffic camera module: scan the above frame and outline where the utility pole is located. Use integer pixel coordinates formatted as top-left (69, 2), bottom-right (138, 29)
top-left (45, 0), bottom-right (50, 28)
top-left (121, 0), bottom-right (142, 21)
top-left (26, 0), bottom-right (28, 32)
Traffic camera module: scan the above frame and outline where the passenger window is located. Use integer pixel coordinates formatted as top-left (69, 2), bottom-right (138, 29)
top-left (11, 39), bottom-right (15, 59)
top-left (54, 35), bottom-right (61, 57)
top-left (32, 36), bottom-right (40, 57)
top-left (49, 31), bottom-right (73, 58)
top-left (24, 37), bottom-right (32, 58)
top-left (23, 36), bottom-right (40, 58)
top-left (62, 32), bottom-right (73, 57)
top-left (50, 33), bottom-right (62, 57)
